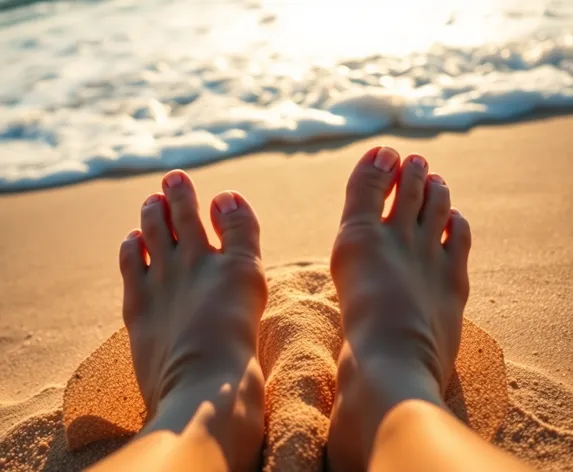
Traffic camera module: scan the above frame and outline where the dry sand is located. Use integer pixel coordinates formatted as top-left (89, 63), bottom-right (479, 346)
top-left (1, 114), bottom-right (572, 470)
top-left (56, 264), bottom-right (507, 470)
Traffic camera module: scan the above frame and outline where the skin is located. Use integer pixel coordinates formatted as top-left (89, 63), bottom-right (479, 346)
top-left (91, 148), bottom-right (530, 472)
top-left (327, 146), bottom-right (530, 471)
top-left (95, 171), bottom-right (267, 471)
top-left (327, 146), bottom-right (467, 468)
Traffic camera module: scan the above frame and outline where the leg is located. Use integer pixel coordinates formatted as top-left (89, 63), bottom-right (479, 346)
top-left (369, 399), bottom-right (528, 472)
top-left (92, 170), bottom-right (267, 472)
top-left (328, 147), bottom-right (530, 471)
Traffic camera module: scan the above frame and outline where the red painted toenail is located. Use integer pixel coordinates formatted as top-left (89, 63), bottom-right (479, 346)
top-left (410, 155), bottom-right (427, 168)
top-left (127, 230), bottom-right (140, 239)
top-left (451, 208), bottom-right (462, 216)
top-left (429, 173), bottom-right (446, 185)
top-left (214, 192), bottom-right (238, 214)
top-left (165, 173), bottom-right (183, 188)
top-left (144, 194), bottom-right (161, 206)
top-left (373, 147), bottom-right (399, 172)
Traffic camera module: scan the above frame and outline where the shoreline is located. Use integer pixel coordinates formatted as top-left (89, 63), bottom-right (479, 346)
top-left (2, 109), bottom-right (573, 195)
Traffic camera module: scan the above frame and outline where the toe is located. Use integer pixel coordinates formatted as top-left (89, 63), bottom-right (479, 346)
top-left (119, 229), bottom-right (147, 325)
top-left (140, 193), bottom-right (174, 266)
top-left (162, 170), bottom-right (209, 260)
top-left (419, 173), bottom-right (451, 246)
top-left (388, 153), bottom-right (428, 230)
top-left (340, 146), bottom-right (400, 225)
top-left (444, 209), bottom-right (471, 300)
top-left (210, 191), bottom-right (261, 258)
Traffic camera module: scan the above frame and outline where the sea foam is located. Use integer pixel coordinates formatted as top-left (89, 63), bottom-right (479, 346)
top-left (1, 0), bottom-right (572, 190)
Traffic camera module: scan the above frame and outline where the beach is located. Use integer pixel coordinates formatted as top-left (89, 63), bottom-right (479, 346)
top-left (2, 0), bottom-right (573, 468)
top-left (1, 113), bottom-right (572, 470)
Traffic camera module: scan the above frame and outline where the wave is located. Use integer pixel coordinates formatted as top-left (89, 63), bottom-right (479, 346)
top-left (1, 0), bottom-right (572, 190)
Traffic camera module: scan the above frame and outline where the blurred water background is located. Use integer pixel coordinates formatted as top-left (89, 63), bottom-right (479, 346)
top-left (1, 0), bottom-right (572, 190)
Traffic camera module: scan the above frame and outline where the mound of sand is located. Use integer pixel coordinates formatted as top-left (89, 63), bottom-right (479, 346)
top-left (1, 264), bottom-right (571, 471)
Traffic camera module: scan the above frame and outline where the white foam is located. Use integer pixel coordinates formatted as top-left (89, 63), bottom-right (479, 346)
top-left (1, 0), bottom-right (572, 190)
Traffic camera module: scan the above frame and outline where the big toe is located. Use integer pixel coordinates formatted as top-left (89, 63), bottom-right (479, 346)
top-left (162, 170), bottom-right (209, 262)
top-left (444, 209), bottom-right (471, 300)
top-left (340, 146), bottom-right (400, 225)
top-left (388, 153), bottom-right (428, 230)
top-left (119, 229), bottom-right (147, 324)
top-left (210, 191), bottom-right (261, 258)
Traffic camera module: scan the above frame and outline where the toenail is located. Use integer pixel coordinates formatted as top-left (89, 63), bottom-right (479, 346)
top-left (144, 194), bottom-right (161, 206)
top-left (373, 147), bottom-right (399, 172)
top-left (165, 172), bottom-right (183, 188)
top-left (451, 208), bottom-right (462, 216)
top-left (214, 192), bottom-right (239, 214)
top-left (429, 174), bottom-right (446, 185)
top-left (126, 230), bottom-right (140, 239)
top-left (410, 155), bottom-right (427, 168)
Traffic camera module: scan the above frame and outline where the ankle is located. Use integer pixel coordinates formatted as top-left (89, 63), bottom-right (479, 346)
top-left (181, 380), bottom-right (264, 471)
top-left (330, 353), bottom-right (444, 470)
top-left (344, 315), bottom-right (450, 394)
top-left (336, 347), bottom-right (444, 431)
top-left (141, 386), bottom-right (264, 472)
top-left (365, 355), bottom-right (443, 406)
top-left (143, 364), bottom-right (264, 436)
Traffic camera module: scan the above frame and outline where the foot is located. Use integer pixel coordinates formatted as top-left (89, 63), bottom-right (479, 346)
top-left (327, 147), bottom-right (471, 470)
top-left (118, 170), bottom-right (267, 471)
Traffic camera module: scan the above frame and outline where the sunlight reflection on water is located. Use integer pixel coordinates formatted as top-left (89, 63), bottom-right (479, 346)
top-left (0, 0), bottom-right (572, 189)
top-left (259, 0), bottom-right (569, 61)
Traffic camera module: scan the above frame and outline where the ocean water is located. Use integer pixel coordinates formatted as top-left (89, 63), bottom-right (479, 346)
top-left (1, 0), bottom-right (572, 190)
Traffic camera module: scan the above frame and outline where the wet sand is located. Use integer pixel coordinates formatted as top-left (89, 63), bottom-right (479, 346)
top-left (1, 114), bottom-right (572, 470)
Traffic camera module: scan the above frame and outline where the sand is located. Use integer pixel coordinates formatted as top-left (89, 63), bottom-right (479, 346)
top-left (55, 264), bottom-right (506, 470)
top-left (1, 114), bottom-right (572, 470)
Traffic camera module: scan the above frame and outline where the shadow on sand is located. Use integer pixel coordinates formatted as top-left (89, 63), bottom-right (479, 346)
top-left (445, 370), bottom-right (470, 425)
top-left (41, 414), bottom-right (131, 472)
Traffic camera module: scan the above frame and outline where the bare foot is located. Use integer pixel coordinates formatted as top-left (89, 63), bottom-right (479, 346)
top-left (118, 170), bottom-right (267, 471)
top-left (328, 146), bottom-right (471, 470)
